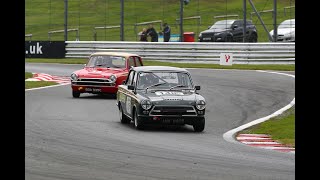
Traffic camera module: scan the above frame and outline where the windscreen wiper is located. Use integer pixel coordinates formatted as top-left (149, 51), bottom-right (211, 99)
top-left (169, 84), bottom-right (188, 90)
top-left (145, 82), bottom-right (167, 93)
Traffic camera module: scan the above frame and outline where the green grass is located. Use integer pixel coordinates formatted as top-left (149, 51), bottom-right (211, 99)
top-left (143, 60), bottom-right (295, 71)
top-left (25, 71), bottom-right (58, 89)
top-left (25, 72), bottom-right (33, 79)
top-left (25, 81), bottom-right (58, 89)
top-left (26, 0), bottom-right (295, 42)
top-left (25, 58), bottom-right (295, 71)
top-left (240, 107), bottom-right (295, 147)
top-left (26, 58), bottom-right (88, 64)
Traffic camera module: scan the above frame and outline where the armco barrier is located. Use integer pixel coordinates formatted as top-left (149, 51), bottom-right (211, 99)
top-left (65, 41), bottom-right (295, 64)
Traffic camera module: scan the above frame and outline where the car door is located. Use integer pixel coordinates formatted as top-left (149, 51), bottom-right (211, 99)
top-left (231, 20), bottom-right (243, 42)
top-left (122, 70), bottom-right (136, 118)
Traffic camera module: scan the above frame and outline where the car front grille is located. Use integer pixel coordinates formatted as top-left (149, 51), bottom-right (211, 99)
top-left (72, 78), bottom-right (114, 86)
top-left (150, 106), bottom-right (197, 116)
top-left (201, 33), bottom-right (214, 38)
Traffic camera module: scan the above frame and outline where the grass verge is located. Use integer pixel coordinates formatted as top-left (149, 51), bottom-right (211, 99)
top-left (239, 106), bottom-right (295, 147)
top-left (25, 81), bottom-right (58, 89)
top-left (25, 72), bottom-right (58, 89)
top-left (26, 58), bottom-right (295, 71)
top-left (25, 72), bottom-right (33, 79)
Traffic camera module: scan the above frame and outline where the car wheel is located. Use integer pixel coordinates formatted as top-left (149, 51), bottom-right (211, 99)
top-left (225, 35), bottom-right (233, 42)
top-left (249, 33), bottom-right (257, 42)
top-left (193, 118), bottom-right (205, 132)
top-left (72, 91), bottom-right (80, 98)
top-left (134, 110), bottom-right (144, 130)
top-left (119, 104), bottom-right (130, 124)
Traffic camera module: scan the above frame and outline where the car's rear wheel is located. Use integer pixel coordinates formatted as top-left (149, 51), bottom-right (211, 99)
top-left (134, 110), bottom-right (144, 130)
top-left (72, 91), bottom-right (80, 98)
top-left (225, 35), bottom-right (233, 42)
top-left (249, 33), bottom-right (257, 42)
top-left (193, 118), bottom-right (205, 132)
top-left (119, 104), bottom-right (130, 124)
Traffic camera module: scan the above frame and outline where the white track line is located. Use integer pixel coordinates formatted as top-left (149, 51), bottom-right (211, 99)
top-left (223, 70), bottom-right (295, 149)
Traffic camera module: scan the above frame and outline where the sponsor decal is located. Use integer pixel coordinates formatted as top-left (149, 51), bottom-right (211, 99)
top-left (126, 96), bottom-right (132, 115)
top-left (25, 41), bottom-right (65, 58)
top-left (155, 91), bottom-right (184, 96)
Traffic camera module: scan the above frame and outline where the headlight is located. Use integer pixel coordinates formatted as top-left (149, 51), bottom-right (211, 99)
top-left (196, 100), bottom-right (206, 110)
top-left (214, 32), bottom-right (222, 36)
top-left (109, 75), bottom-right (117, 83)
top-left (70, 73), bottom-right (78, 81)
top-left (141, 99), bottom-right (152, 110)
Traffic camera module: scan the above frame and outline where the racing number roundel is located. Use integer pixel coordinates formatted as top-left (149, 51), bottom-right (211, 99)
top-left (126, 96), bottom-right (131, 115)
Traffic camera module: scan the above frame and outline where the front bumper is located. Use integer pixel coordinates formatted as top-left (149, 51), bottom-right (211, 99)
top-left (138, 115), bottom-right (205, 125)
top-left (71, 84), bottom-right (118, 94)
top-left (199, 35), bottom-right (224, 42)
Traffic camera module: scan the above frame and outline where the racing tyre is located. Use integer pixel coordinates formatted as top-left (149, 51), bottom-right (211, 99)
top-left (225, 35), bottom-right (233, 42)
top-left (193, 118), bottom-right (205, 132)
top-left (119, 104), bottom-right (130, 124)
top-left (134, 110), bottom-right (144, 130)
top-left (72, 91), bottom-right (80, 98)
top-left (249, 33), bottom-right (257, 42)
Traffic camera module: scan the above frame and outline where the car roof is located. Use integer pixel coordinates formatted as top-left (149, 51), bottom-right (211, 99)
top-left (215, 19), bottom-right (252, 23)
top-left (132, 66), bottom-right (189, 73)
top-left (282, 19), bottom-right (295, 23)
top-left (215, 19), bottom-right (236, 24)
top-left (90, 52), bottom-right (140, 58)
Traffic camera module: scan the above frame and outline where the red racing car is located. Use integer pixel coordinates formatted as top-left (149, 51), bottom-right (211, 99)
top-left (70, 52), bottom-right (143, 98)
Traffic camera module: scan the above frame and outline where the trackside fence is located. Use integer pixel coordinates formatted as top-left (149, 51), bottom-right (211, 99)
top-left (65, 41), bottom-right (295, 64)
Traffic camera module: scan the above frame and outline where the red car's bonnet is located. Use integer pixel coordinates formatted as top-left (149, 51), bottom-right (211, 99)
top-left (76, 67), bottom-right (127, 78)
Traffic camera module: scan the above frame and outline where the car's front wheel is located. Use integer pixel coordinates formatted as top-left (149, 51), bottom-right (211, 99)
top-left (193, 118), bottom-right (205, 132)
top-left (119, 104), bottom-right (130, 124)
top-left (72, 91), bottom-right (80, 98)
top-left (134, 110), bottom-right (144, 130)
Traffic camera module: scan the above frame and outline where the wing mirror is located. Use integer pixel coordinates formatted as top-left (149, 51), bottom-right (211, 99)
top-left (128, 85), bottom-right (135, 90)
top-left (122, 80), bottom-right (126, 85)
top-left (232, 25), bottom-right (238, 29)
top-left (195, 86), bottom-right (201, 90)
top-left (83, 64), bottom-right (86, 68)
top-left (207, 26), bottom-right (211, 29)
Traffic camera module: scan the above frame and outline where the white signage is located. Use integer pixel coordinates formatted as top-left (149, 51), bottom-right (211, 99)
top-left (220, 53), bottom-right (233, 66)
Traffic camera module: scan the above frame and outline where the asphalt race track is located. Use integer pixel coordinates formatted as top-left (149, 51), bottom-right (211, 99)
top-left (25, 63), bottom-right (295, 180)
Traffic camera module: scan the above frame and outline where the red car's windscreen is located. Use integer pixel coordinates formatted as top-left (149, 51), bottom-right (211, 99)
top-left (87, 55), bottom-right (126, 68)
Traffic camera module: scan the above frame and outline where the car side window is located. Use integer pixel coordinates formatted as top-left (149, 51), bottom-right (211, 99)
top-left (233, 21), bottom-right (242, 28)
top-left (128, 57), bottom-right (135, 68)
top-left (126, 71), bottom-right (135, 85)
top-left (134, 57), bottom-right (142, 67)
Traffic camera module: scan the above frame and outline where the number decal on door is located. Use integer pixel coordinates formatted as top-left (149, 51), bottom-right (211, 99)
top-left (126, 96), bottom-right (131, 115)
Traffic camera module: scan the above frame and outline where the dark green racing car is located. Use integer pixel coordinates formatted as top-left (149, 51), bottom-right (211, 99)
top-left (116, 66), bottom-right (206, 132)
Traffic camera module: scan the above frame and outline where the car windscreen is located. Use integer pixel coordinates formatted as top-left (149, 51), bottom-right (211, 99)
top-left (86, 55), bottom-right (126, 68)
top-left (278, 20), bottom-right (295, 28)
top-left (137, 71), bottom-right (193, 90)
top-left (210, 20), bottom-right (234, 29)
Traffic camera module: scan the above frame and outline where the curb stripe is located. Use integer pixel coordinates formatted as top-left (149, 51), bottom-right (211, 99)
top-left (222, 70), bottom-right (295, 153)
